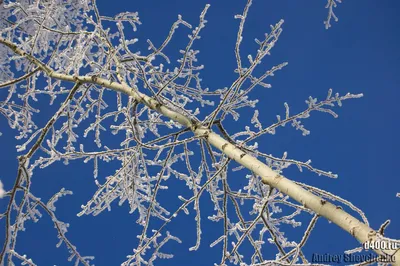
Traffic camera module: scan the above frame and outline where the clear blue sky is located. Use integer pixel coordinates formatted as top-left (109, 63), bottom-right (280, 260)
top-left (1, 0), bottom-right (399, 265)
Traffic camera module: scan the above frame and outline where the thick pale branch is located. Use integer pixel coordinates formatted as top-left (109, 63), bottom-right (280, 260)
top-left (1, 37), bottom-right (398, 264)
top-left (197, 127), bottom-right (400, 262)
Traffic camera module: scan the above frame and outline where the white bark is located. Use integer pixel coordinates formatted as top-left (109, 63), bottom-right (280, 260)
top-left (1, 36), bottom-right (398, 264)
top-left (198, 128), bottom-right (400, 264)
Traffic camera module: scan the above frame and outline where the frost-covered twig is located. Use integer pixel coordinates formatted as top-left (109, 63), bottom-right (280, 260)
top-left (324, 0), bottom-right (343, 29)
top-left (0, 1), bottom-right (399, 265)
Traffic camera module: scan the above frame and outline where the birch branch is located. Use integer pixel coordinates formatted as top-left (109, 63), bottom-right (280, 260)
top-left (1, 36), bottom-right (398, 264)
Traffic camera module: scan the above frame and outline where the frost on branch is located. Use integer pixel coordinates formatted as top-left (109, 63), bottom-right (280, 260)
top-left (123, 231), bottom-right (181, 266)
top-left (0, 0), bottom-right (383, 265)
top-left (225, 89), bottom-right (362, 180)
top-left (8, 250), bottom-right (36, 266)
top-left (0, 160), bottom-right (93, 265)
top-left (324, 0), bottom-right (343, 29)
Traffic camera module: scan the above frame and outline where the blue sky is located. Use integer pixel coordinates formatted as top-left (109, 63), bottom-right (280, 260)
top-left (1, 0), bottom-right (399, 265)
